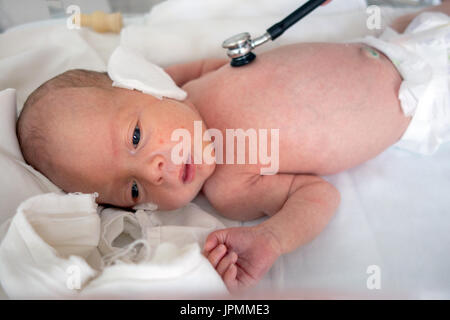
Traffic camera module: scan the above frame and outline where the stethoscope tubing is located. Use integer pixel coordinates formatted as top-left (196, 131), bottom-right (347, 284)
top-left (267, 0), bottom-right (327, 40)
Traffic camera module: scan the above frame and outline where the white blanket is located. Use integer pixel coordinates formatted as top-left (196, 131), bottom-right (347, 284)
top-left (1, 0), bottom-right (449, 299)
top-left (0, 193), bottom-right (228, 299)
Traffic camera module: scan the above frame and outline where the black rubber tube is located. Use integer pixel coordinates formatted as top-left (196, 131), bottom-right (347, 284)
top-left (266, 0), bottom-right (327, 40)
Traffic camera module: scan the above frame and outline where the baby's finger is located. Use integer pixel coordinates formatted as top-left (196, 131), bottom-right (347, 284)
top-left (203, 232), bottom-right (220, 253)
top-left (223, 264), bottom-right (238, 292)
top-left (216, 251), bottom-right (238, 276)
top-left (207, 244), bottom-right (227, 268)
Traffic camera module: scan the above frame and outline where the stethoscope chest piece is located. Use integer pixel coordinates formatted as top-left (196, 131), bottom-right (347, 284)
top-left (222, 33), bottom-right (253, 61)
top-left (222, 32), bottom-right (269, 67)
top-left (229, 52), bottom-right (256, 67)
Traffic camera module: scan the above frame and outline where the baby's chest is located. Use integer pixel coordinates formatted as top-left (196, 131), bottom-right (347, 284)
top-left (185, 46), bottom-right (398, 174)
top-left (188, 66), bottom-right (313, 131)
top-left (190, 84), bottom-right (322, 173)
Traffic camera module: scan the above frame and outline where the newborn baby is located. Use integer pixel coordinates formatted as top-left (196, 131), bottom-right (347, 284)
top-left (17, 3), bottom-right (450, 292)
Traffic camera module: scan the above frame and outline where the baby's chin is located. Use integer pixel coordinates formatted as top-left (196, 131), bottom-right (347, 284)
top-left (158, 176), bottom-right (210, 210)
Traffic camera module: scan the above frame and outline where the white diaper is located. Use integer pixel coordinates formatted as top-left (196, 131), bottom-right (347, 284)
top-left (360, 12), bottom-right (450, 155)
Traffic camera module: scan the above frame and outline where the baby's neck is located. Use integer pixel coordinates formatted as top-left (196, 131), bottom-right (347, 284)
top-left (184, 98), bottom-right (211, 130)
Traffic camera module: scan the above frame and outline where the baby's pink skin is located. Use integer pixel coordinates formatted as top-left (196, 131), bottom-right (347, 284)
top-left (184, 43), bottom-right (408, 178)
top-left (165, 42), bottom-right (410, 292)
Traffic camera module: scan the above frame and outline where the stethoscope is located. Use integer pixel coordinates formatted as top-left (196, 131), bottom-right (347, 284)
top-left (222, 0), bottom-right (327, 67)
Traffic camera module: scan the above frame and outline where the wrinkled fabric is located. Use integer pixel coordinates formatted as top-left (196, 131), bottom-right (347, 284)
top-left (0, 193), bottom-right (228, 299)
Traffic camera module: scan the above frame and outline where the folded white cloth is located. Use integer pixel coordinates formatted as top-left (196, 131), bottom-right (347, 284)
top-left (107, 46), bottom-right (187, 100)
top-left (360, 12), bottom-right (450, 155)
top-left (0, 193), bottom-right (228, 299)
top-left (0, 193), bottom-right (100, 299)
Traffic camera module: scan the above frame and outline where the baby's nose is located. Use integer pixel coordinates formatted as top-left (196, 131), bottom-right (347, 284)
top-left (146, 154), bottom-right (165, 185)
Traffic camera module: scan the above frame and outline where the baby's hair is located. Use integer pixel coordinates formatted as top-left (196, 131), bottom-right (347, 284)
top-left (17, 69), bottom-right (112, 176)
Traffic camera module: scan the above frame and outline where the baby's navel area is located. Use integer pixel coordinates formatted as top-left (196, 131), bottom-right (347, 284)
top-left (361, 45), bottom-right (381, 59)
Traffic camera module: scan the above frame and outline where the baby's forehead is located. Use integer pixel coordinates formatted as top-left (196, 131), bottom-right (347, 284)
top-left (53, 87), bottom-right (117, 114)
top-left (56, 86), bottom-right (113, 103)
top-left (48, 86), bottom-right (162, 123)
top-left (31, 88), bottom-right (115, 138)
top-left (44, 87), bottom-right (118, 156)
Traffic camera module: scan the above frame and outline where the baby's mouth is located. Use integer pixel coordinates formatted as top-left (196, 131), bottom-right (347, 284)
top-left (180, 155), bottom-right (195, 184)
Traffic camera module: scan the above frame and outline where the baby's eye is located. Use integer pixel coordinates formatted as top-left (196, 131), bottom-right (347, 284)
top-left (131, 181), bottom-right (139, 200)
top-left (132, 125), bottom-right (141, 148)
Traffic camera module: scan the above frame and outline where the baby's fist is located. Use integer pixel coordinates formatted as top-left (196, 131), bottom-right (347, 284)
top-left (203, 226), bottom-right (281, 293)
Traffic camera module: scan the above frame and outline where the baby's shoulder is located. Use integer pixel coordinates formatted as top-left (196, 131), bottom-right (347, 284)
top-left (202, 166), bottom-right (262, 220)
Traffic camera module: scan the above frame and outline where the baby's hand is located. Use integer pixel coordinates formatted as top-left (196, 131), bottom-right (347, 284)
top-left (203, 226), bottom-right (281, 293)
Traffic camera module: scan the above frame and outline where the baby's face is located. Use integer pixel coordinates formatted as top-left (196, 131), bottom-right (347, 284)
top-left (47, 87), bottom-right (215, 210)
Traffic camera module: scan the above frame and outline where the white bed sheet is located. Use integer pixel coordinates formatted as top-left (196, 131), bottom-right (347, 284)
top-left (247, 144), bottom-right (450, 299)
top-left (0, 0), bottom-right (449, 299)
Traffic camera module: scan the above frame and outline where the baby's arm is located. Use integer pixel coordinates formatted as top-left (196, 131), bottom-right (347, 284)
top-left (258, 174), bottom-right (340, 254)
top-left (390, 0), bottom-right (450, 33)
top-left (165, 58), bottom-right (228, 87)
top-left (204, 174), bottom-right (340, 292)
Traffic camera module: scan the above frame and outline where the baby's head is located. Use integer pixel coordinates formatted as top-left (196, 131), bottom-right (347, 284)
top-left (17, 69), bottom-right (216, 210)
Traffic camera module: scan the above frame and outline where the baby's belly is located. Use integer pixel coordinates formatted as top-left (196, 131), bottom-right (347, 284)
top-left (186, 43), bottom-right (411, 175)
